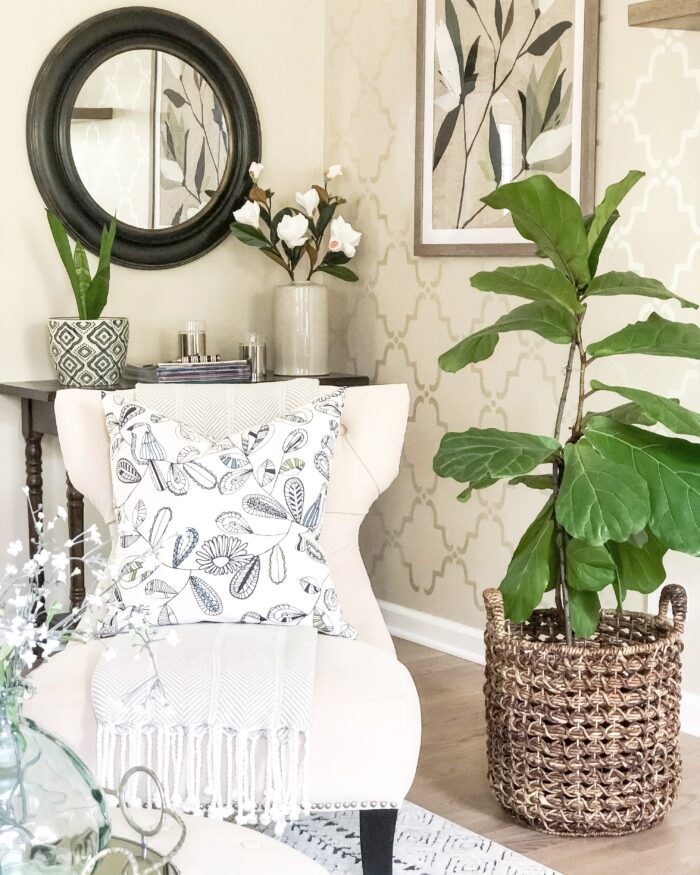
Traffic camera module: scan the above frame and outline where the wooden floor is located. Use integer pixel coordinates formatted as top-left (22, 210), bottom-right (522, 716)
top-left (395, 638), bottom-right (700, 875)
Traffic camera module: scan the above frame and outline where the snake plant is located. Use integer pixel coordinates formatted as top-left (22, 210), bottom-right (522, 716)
top-left (46, 211), bottom-right (117, 320)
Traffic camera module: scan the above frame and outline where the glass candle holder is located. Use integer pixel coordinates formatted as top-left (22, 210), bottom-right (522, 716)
top-left (177, 321), bottom-right (206, 360)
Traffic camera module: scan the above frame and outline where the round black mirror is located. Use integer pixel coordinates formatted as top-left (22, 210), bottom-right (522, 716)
top-left (27, 7), bottom-right (261, 269)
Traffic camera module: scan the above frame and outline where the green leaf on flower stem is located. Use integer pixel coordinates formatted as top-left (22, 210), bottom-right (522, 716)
top-left (568, 588), bottom-right (601, 637)
top-left (433, 428), bottom-right (560, 501)
top-left (499, 498), bottom-right (557, 623)
top-left (585, 271), bottom-right (697, 310)
top-left (585, 416), bottom-right (700, 556)
top-left (586, 171), bottom-right (645, 274)
top-left (482, 175), bottom-right (590, 287)
top-left (230, 222), bottom-right (270, 249)
top-left (317, 265), bottom-right (359, 283)
top-left (590, 381), bottom-right (700, 439)
top-left (555, 440), bottom-right (650, 545)
top-left (439, 300), bottom-right (576, 372)
top-left (508, 473), bottom-right (555, 490)
top-left (608, 529), bottom-right (667, 595)
top-left (566, 540), bottom-right (616, 592)
top-left (470, 264), bottom-right (582, 315)
top-left (588, 313), bottom-right (700, 360)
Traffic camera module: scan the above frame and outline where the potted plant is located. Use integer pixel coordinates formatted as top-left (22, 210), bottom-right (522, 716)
top-left (230, 162), bottom-right (361, 376)
top-left (434, 170), bottom-right (697, 836)
top-left (46, 212), bottom-right (128, 388)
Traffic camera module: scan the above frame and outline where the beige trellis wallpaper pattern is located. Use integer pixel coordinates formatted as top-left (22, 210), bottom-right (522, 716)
top-left (324, 0), bottom-right (700, 685)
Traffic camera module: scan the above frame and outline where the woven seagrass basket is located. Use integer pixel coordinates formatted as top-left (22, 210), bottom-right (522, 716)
top-left (483, 584), bottom-right (686, 836)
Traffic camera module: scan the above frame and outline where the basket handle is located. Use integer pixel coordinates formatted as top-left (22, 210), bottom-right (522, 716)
top-left (658, 584), bottom-right (687, 633)
top-left (483, 588), bottom-right (507, 636)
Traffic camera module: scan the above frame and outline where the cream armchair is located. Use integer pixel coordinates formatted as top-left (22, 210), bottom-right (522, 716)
top-left (25, 383), bottom-right (421, 875)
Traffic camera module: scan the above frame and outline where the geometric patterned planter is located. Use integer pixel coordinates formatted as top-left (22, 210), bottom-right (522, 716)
top-left (48, 317), bottom-right (129, 388)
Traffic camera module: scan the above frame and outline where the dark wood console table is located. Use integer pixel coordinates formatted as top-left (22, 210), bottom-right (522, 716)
top-left (0, 374), bottom-right (368, 608)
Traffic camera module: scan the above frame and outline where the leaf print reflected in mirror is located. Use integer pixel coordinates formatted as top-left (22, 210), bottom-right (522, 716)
top-left (196, 535), bottom-right (251, 576)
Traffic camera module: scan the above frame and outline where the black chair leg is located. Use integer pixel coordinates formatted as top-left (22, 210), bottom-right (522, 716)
top-left (359, 808), bottom-right (398, 875)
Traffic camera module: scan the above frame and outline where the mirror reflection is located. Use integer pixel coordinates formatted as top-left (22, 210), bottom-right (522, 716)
top-left (71, 50), bottom-right (230, 229)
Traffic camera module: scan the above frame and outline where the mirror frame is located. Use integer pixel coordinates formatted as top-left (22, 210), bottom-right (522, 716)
top-left (27, 7), bottom-right (262, 269)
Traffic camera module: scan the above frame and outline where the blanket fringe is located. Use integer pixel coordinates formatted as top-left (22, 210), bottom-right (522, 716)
top-left (97, 723), bottom-right (310, 835)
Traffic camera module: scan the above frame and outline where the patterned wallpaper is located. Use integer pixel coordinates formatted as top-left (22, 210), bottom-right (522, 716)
top-left (324, 0), bottom-right (700, 681)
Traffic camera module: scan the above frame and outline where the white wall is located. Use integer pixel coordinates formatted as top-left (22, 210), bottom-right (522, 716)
top-left (0, 0), bottom-right (325, 547)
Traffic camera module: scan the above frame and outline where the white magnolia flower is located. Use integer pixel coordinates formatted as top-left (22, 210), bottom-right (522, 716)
top-left (233, 200), bottom-right (261, 229)
top-left (295, 188), bottom-right (320, 217)
top-left (277, 214), bottom-right (309, 248)
top-left (329, 216), bottom-right (362, 258)
top-left (325, 164), bottom-right (343, 181)
top-left (435, 19), bottom-right (462, 112)
top-left (7, 541), bottom-right (22, 557)
top-left (248, 161), bottom-right (264, 182)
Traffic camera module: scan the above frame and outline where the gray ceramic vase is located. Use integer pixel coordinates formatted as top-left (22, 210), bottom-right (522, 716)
top-left (48, 317), bottom-right (129, 388)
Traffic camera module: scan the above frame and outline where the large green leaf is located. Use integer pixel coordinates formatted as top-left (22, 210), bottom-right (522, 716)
top-left (556, 440), bottom-right (650, 545)
top-left (568, 588), bottom-right (601, 637)
top-left (566, 539), bottom-right (616, 592)
top-left (509, 473), bottom-right (555, 489)
top-left (585, 415), bottom-right (700, 555)
top-left (46, 210), bottom-right (82, 316)
top-left (608, 530), bottom-right (666, 595)
top-left (433, 428), bottom-right (560, 500)
top-left (591, 381), bottom-right (700, 439)
top-left (586, 171), bottom-right (645, 272)
top-left (588, 313), bottom-right (700, 360)
top-left (584, 402), bottom-right (656, 428)
top-left (470, 264), bottom-right (582, 315)
top-left (482, 175), bottom-right (590, 288)
top-left (585, 272), bottom-right (697, 310)
top-left (439, 300), bottom-right (576, 372)
top-left (499, 499), bottom-right (557, 623)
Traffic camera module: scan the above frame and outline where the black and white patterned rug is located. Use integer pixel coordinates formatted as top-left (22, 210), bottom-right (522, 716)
top-left (262, 802), bottom-right (561, 874)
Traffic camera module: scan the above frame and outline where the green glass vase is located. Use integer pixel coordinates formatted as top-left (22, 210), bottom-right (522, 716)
top-left (0, 687), bottom-right (111, 873)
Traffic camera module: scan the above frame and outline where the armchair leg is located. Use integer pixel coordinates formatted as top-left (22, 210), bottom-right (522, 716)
top-left (359, 809), bottom-right (397, 875)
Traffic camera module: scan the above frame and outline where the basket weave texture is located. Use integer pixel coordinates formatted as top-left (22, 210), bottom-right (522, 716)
top-left (483, 584), bottom-right (686, 836)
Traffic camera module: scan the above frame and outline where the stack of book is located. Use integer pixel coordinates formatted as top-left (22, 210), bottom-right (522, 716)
top-left (125, 360), bottom-right (252, 384)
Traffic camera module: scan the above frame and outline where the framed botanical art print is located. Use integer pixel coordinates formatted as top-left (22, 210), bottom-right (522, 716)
top-left (415, 0), bottom-right (599, 256)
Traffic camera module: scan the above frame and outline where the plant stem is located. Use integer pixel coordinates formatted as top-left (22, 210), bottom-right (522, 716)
top-left (552, 334), bottom-right (579, 646)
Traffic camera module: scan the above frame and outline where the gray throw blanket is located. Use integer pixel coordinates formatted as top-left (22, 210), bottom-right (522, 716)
top-left (92, 624), bottom-right (317, 834)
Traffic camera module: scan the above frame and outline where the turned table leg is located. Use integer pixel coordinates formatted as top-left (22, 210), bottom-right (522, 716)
top-left (66, 475), bottom-right (85, 609)
top-left (22, 399), bottom-right (44, 558)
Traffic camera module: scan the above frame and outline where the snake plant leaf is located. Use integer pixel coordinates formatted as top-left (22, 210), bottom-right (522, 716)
top-left (434, 428), bottom-right (560, 500)
top-left (46, 210), bottom-right (83, 316)
top-left (588, 313), bottom-right (700, 360)
top-left (499, 498), bottom-right (557, 622)
top-left (585, 415), bottom-right (700, 556)
top-left (585, 271), bottom-right (697, 310)
top-left (482, 175), bottom-right (590, 288)
top-left (439, 300), bottom-right (576, 372)
top-left (555, 440), bottom-right (650, 545)
top-left (590, 381), bottom-right (700, 439)
top-left (608, 529), bottom-right (666, 595)
top-left (566, 539), bottom-right (616, 592)
top-left (508, 473), bottom-right (555, 489)
top-left (470, 264), bottom-right (582, 315)
top-left (586, 171), bottom-right (645, 270)
top-left (85, 266), bottom-right (110, 321)
top-left (568, 588), bottom-right (601, 637)
top-left (72, 241), bottom-right (91, 319)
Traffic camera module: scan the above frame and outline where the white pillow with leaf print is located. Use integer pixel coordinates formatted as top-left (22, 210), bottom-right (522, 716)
top-left (101, 388), bottom-right (354, 638)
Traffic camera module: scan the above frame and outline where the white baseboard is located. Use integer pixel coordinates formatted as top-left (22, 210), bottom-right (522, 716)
top-left (378, 599), bottom-right (485, 665)
top-left (380, 599), bottom-right (700, 737)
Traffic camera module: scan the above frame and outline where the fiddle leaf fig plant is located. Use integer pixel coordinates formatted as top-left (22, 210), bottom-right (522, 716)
top-left (434, 171), bottom-right (700, 643)
top-left (46, 211), bottom-right (116, 320)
